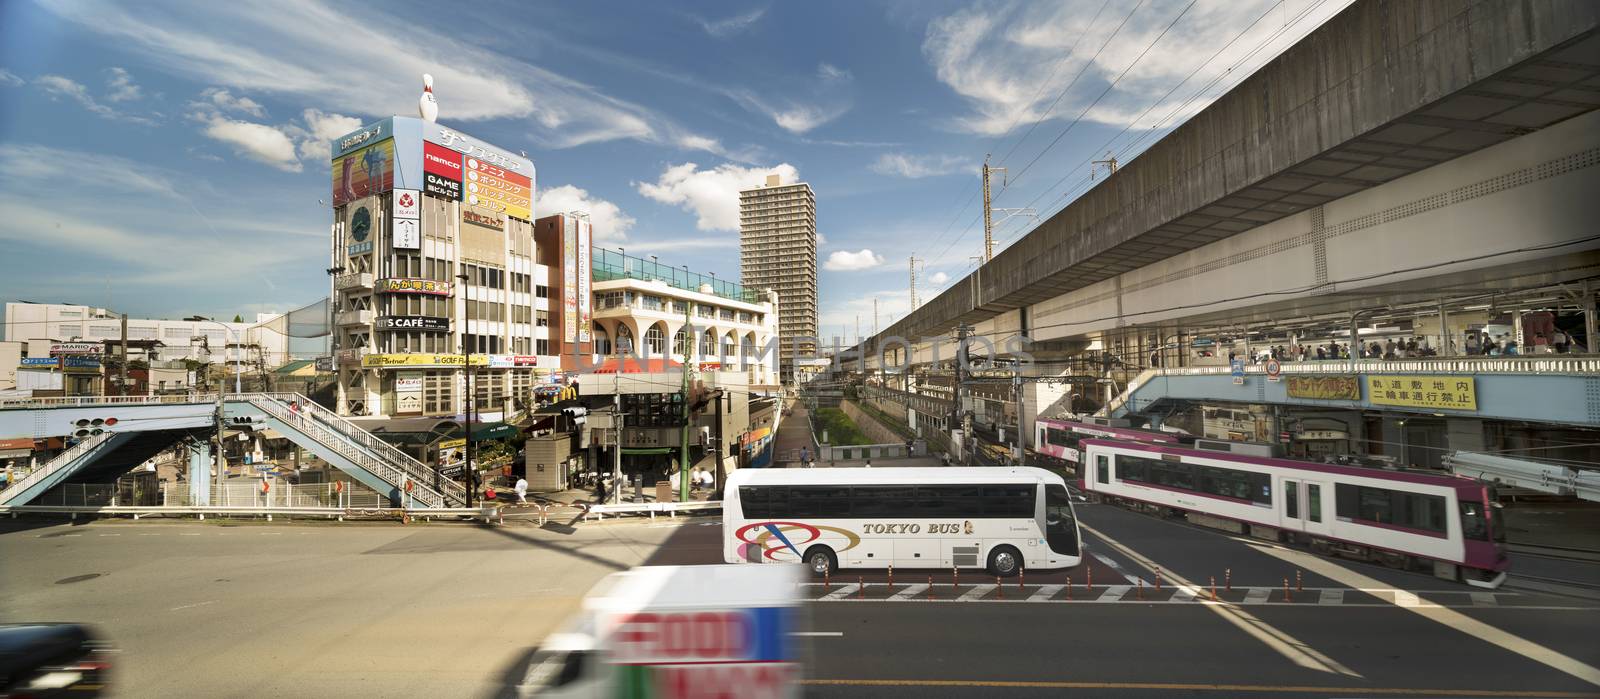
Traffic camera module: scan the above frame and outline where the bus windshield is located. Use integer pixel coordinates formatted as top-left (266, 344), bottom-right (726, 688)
top-left (1045, 485), bottom-right (1079, 556)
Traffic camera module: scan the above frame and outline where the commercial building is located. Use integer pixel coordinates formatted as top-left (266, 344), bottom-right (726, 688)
top-left (328, 116), bottom-right (591, 420)
top-left (588, 248), bottom-right (780, 388)
top-left (739, 174), bottom-right (817, 383)
top-left (533, 213), bottom-right (594, 372)
top-left (3, 302), bottom-right (281, 365)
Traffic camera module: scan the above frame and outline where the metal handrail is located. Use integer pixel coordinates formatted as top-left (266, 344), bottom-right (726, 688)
top-left (0, 432), bottom-right (115, 505)
top-left (245, 396), bottom-right (451, 508)
top-left (249, 393), bottom-right (467, 506)
top-left (0, 393), bottom-right (220, 408)
top-left (1151, 356), bottom-right (1600, 377)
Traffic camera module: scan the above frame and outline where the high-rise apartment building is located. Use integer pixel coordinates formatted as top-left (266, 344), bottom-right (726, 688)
top-left (739, 174), bottom-right (817, 382)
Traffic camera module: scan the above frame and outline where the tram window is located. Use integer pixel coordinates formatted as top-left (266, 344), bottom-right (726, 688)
top-left (1335, 484), bottom-right (1446, 533)
top-left (1307, 484), bottom-right (1322, 523)
top-left (1460, 502), bottom-right (1489, 541)
top-left (1285, 481), bottom-right (1299, 519)
top-left (1096, 455), bottom-right (1109, 484)
top-left (1047, 427), bottom-right (1076, 447)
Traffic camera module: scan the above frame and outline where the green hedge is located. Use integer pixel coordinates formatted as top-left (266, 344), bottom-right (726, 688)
top-left (813, 408), bottom-right (871, 446)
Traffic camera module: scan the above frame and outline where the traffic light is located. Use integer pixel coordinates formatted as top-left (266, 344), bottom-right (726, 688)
top-left (228, 415), bottom-right (267, 433)
top-left (71, 417), bottom-right (119, 438)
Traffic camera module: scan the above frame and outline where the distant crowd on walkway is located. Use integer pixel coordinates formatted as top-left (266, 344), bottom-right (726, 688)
top-left (1227, 328), bottom-right (1578, 364)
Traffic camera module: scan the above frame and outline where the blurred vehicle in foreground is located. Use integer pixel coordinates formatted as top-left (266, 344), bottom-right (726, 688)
top-left (513, 564), bottom-right (804, 698)
top-left (0, 623), bottom-right (113, 698)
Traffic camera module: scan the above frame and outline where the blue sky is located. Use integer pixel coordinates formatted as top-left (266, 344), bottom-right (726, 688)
top-left (0, 0), bottom-right (1349, 342)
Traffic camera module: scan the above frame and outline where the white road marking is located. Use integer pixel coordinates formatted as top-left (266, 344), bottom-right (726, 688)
top-left (1171, 586), bottom-right (1197, 602)
top-left (1471, 592), bottom-right (1499, 607)
top-left (179, 533), bottom-right (200, 536)
top-left (140, 534), bottom-right (159, 537)
top-left (889, 584), bottom-right (929, 601)
top-left (790, 631), bottom-right (844, 637)
top-left (1320, 589), bottom-right (1345, 605)
top-left (1082, 523), bottom-right (1359, 678)
top-left (1243, 587), bottom-right (1273, 604)
top-left (1029, 584), bottom-right (1064, 602)
top-left (170, 600), bottom-right (217, 612)
top-left (822, 584), bottom-right (860, 600)
top-left (959, 584), bottom-right (996, 601)
top-left (1097, 585), bottom-right (1132, 602)
top-left (1248, 541), bottom-right (1600, 687)
top-left (98, 534), bottom-right (119, 537)
top-left (1393, 590), bottom-right (1421, 607)
top-left (1091, 552), bottom-right (1135, 584)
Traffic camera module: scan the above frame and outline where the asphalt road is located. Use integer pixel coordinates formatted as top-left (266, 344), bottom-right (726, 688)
top-left (5, 503), bottom-right (1598, 698)
top-left (0, 516), bottom-right (690, 698)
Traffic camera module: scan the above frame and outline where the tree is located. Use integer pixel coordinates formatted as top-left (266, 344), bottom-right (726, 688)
top-left (232, 314), bottom-right (243, 323)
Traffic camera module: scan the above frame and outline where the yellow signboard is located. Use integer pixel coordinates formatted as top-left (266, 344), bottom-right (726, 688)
top-left (361, 353), bottom-right (489, 369)
top-left (438, 438), bottom-right (466, 450)
top-left (1285, 375), bottom-right (1361, 401)
top-left (1366, 375), bottom-right (1477, 411)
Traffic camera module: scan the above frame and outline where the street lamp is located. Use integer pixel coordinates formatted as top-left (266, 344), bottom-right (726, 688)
top-left (456, 271), bottom-right (475, 508)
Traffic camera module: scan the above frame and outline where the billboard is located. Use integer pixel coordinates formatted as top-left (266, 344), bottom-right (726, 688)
top-left (422, 140), bottom-right (463, 200)
top-left (376, 278), bottom-right (451, 296)
top-left (375, 316), bottom-right (448, 331)
top-left (392, 188), bottom-right (420, 250)
top-left (576, 217), bottom-right (592, 342)
top-left (1366, 375), bottom-right (1477, 411)
top-left (332, 138), bottom-right (395, 207)
top-left (464, 157), bottom-right (531, 221)
top-left (361, 353), bottom-right (488, 369)
top-left (563, 217), bottom-right (578, 345)
top-left (1285, 375), bottom-right (1360, 401)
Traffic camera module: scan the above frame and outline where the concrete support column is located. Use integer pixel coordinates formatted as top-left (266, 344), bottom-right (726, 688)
top-left (1585, 280), bottom-right (1597, 354)
top-left (1438, 300), bottom-right (1451, 357)
top-left (188, 441), bottom-right (212, 506)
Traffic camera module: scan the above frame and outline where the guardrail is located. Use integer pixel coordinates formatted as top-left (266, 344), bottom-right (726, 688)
top-left (0, 504), bottom-right (500, 522)
top-left (583, 500), bottom-right (721, 521)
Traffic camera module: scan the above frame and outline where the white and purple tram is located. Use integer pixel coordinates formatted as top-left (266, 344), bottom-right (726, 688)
top-left (1033, 417), bottom-right (1180, 466)
top-left (1081, 438), bottom-right (1508, 588)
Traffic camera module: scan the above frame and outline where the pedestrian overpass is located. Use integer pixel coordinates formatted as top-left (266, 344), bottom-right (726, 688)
top-left (0, 393), bottom-right (468, 509)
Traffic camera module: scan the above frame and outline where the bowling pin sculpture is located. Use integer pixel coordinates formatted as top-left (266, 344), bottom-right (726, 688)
top-left (419, 73), bottom-right (438, 122)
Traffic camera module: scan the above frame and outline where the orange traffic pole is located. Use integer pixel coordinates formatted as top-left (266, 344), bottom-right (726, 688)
top-left (1209, 576), bottom-right (1217, 602)
top-left (996, 576), bottom-right (1003, 600)
top-left (1283, 577), bottom-right (1291, 603)
top-left (1019, 568), bottom-right (1025, 591)
top-left (1066, 576), bottom-right (1073, 600)
top-left (888, 564), bottom-right (894, 589)
top-left (1137, 578), bottom-right (1144, 600)
top-left (1087, 566), bottom-right (1093, 591)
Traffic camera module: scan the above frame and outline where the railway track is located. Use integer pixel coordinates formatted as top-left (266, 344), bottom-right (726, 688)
top-left (1505, 541), bottom-right (1600, 563)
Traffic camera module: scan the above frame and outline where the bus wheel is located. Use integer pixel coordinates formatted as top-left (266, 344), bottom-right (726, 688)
top-left (988, 546), bottom-right (1022, 578)
top-left (804, 546), bottom-right (837, 578)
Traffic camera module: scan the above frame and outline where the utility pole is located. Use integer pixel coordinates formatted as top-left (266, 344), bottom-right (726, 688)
top-left (1011, 362), bottom-right (1023, 465)
top-left (982, 156), bottom-right (1005, 262)
top-left (909, 256), bottom-right (919, 310)
top-left (954, 324), bottom-right (972, 465)
top-left (457, 272), bottom-right (474, 508)
top-left (873, 298), bottom-right (879, 339)
top-left (119, 313), bottom-right (129, 396)
top-left (679, 303), bottom-right (693, 503)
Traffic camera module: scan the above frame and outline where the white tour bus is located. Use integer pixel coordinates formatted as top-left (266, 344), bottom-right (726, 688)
top-left (723, 467), bottom-right (1082, 578)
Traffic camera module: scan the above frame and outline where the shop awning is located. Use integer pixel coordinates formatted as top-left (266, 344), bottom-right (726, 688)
top-left (470, 422), bottom-right (519, 440)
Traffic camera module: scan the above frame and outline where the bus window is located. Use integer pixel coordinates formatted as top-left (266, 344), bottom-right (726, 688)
top-left (1045, 485), bottom-right (1079, 556)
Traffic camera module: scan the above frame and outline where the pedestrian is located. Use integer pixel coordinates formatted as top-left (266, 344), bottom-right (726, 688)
top-left (864, 459), bottom-right (872, 468)
top-left (699, 469), bottom-right (714, 490)
top-left (800, 446), bottom-right (809, 465)
top-left (941, 452), bottom-right (951, 467)
top-left (514, 477), bottom-right (528, 504)
top-left (1504, 336), bottom-right (1519, 355)
top-left (1552, 328), bottom-right (1570, 353)
top-left (1465, 332), bottom-right (1480, 355)
top-left (1316, 347), bottom-right (1326, 360)
top-left (669, 468), bottom-right (681, 494)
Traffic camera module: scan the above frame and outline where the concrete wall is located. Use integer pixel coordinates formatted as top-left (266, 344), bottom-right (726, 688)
top-left (838, 400), bottom-right (906, 446)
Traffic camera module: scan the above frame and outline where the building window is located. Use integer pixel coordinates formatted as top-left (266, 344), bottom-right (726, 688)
top-left (672, 301), bottom-right (689, 314)
top-left (535, 285), bottom-right (549, 299)
top-left (674, 329), bottom-right (691, 358)
top-left (699, 330), bottom-right (716, 358)
top-left (643, 295), bottom-right (665, 311)
top-left (644, 325), bottom-right (666, 355)
top-left (535, 310), bottom-right (548, 327)
top-left (536, 339), bottom-right (550, 355)
top-left (594, 327), bottom-right (611, 356)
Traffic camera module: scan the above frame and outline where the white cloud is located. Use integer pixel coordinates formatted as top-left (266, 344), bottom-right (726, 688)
top-left (0, 143), bottom-right (183, 198)
top-left (817, 232), bottom-right (828, 247)
top-left (105, 67), bottom-right (142, 102)
top-left (0, 68), bottom-right (22, 87)
top-left (929, 271), bottom-right (950, 284)
top-left (870, 153), bottom-right (972, 178)
top-left (922, 0), bottom-right (1353, 136)
top-left (296, 108), bottom-right (363, 161)
top-left (34, 73), bottom-right (158, 124)
top-left (695, 7), bottom-right (766, 37)
top-left (636, 162), bottom-right (798, 232)
top-left (535, 185), bottom-right (636, 244)
top-left (825, 249), bottom-right (885, 271)
top-left (725, 62), bottom-right (855, 134)
top-left (198, 116), bottom-right (302, 172)
top-left (197, 86), bottom-right (266, 117)
top-left (36, 0), bottom-right (723, 154)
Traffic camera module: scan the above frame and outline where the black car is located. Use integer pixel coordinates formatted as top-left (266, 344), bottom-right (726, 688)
top-left (0, 624), bottom-right (113, 697)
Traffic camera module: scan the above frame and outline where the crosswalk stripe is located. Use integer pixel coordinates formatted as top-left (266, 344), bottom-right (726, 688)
top-left (1471, 592), bottom-right (1498, 607)
top-left (1171, 586), bottom-right (1197, 602)
top-left (959, 584), bottom-right (995, 601)
top-left (822, 584), bottom-right (860, 600)
top-left (889, 584), bottom-right (928, 601)
top-left (1394, 590), bottom-right (1421, 607)
top-left (1097, 585), bottom-right (1131, 602)
top-left (1029, 585), bottom-right (1064, 602)
top-left (1319, 589), bottom-right (1345, 605)
top-left (1243, 587), bottom-right (1272, 604)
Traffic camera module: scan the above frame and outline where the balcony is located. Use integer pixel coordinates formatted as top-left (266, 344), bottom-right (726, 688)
top-left (336, 309), bottom-right (374, 327)
top-left (334, 271), bottom-right (374, 291)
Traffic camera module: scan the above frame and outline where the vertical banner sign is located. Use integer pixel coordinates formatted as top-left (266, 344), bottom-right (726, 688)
top-left (395, 372), bottom-right (423, 414)
top-left (1230, 358), bottom-right (1246, 385)
top-left (392, 188), bottom-right (421, 250)
top-left (563, 218), bottom-right (579, 348)
top-left (422, 141), bottom-right (464, 201)
top-left (576, 218), bottom-right (592, 342)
